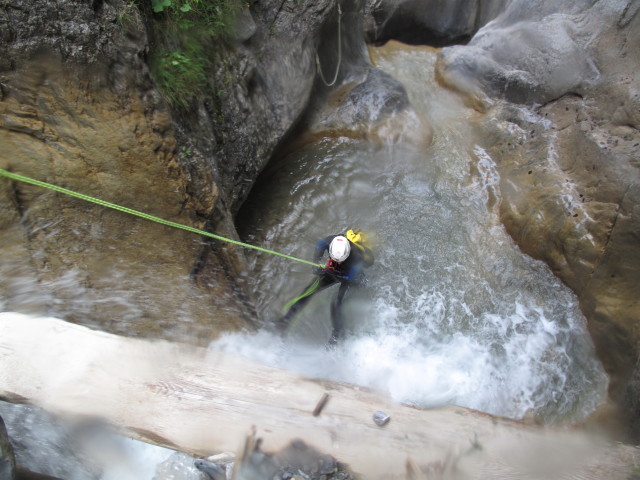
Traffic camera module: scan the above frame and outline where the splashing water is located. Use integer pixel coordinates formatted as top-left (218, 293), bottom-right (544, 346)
top-left (219, 44), bottom-right (607, 424)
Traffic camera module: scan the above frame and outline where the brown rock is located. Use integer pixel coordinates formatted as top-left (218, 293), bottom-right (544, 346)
top-left (0, 58), bottom-right (250, 342)
top-left (455, 1), bottom-right (640, 435)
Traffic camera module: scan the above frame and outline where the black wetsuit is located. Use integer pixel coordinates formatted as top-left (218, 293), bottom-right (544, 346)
top-left (276, 234), bottom-right (374, 344)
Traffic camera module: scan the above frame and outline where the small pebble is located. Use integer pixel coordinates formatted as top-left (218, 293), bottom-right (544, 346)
top-left (373, 410), bottom-right (390, 426)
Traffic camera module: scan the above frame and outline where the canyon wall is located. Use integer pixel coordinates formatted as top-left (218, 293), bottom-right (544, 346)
top-left (0, 0), bottom-right (363, 342)
top-left (433, 0), bottom-right (640, 435)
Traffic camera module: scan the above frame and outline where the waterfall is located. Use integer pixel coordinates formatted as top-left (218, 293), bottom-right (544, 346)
top-left (224, 42), bottom-right (608, 424)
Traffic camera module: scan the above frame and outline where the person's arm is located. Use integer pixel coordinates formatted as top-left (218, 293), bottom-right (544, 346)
top-left (313, 235), bottom-right (334, 263)
top-left (344, 264), bottom-right (362, 282)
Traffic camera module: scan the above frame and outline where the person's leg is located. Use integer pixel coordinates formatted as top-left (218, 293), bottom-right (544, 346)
top-left (328, 282), bottom-right (350, 344)
top-left (275, 276), bottom-right (334, 333)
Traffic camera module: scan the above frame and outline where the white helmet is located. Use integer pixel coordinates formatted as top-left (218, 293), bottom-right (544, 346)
top-left (329, 236), bottom-right (351, 262)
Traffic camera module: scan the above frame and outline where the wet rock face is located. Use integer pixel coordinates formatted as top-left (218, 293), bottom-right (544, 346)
top-left (364, 0), bottom-right (509, 46)
top-left (0, 0), bottom-right (249, 340)
top-left (0, 60), bottom-right (250, 341)
top-left (0, 415), bottom-right (16, 480)
top-left (437, 0), bottom-right (640, 430)
top-left (436, 0), bottom-right (601, 105)
top-left (480, 97), bottom-right (640, 398)
top-left (624, 356), bottom-right (640, 443)
top-left (0, 0), bottom-right (125, 70)
top-left (189, 0), bottom-right (339, 214)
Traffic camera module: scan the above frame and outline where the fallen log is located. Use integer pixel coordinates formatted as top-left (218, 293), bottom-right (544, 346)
top-left (0, 313), bottom-right (637, 479)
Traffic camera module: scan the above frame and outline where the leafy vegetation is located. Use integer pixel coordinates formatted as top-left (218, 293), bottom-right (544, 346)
top-left (144, 0), bottom-right (241, 107)
top-left (150, 0), bottom-right (238, 37)
top-left (150, 47), bottom-right (207, 107)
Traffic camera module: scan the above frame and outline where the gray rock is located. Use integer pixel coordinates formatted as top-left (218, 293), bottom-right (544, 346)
top-left (0, 415), bottom-right (16, 480)
top-left (437, 0), bottom-right (600, 104)
top-left (233, 439), bottom-right (357, 480)
top-left (0, 0), bottom-right (126, 69)
top-left (373, 410), bottom-right (390, 426)
top-left (317, 454), bottom-right (337, 475)
top-left (231, 7), bottom-right (257, 43)
top-left (195, 0), bottom-right (346, 214)
top-left (194, 458), bottom-right (226, 480)
top-left (364, 0), bottom-right (509, 46)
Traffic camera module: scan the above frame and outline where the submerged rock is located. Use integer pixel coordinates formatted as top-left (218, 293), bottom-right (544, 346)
top-left (299, 67), bottom-right (432, 148)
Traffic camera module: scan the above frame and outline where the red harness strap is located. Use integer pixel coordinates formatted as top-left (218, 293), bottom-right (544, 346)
top-left (325, 259), bottom-right (339, 270)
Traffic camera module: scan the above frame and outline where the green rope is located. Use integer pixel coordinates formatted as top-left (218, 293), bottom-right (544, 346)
top-left (0, 168), bottom-right (323, 269)
top-left (281, 277), bottom-right (321, 313)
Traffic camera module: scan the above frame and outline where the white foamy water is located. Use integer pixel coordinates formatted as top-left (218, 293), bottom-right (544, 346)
top-left (213, 279), bottom-right (605, 422)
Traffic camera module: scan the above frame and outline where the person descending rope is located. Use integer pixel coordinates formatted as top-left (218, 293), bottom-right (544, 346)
top-left (274, 229), bottom-right (374, 345)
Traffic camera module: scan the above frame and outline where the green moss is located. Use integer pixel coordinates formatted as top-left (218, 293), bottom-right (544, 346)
top-left (144, 0), bottom-right (242, 107)
top-left (150, 47), bottom-right (207, 107)
top-left (151, 0), bottom-right (238, 38)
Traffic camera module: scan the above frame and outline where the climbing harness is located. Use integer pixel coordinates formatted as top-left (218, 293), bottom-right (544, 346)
top-left (0, 168), bottom-right (323, 269)
top-left (315, 3), bottom-right (342, 87)
top-left (325, 258), bottom-right (338, 270)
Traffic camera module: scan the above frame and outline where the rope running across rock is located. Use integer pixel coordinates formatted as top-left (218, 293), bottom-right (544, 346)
top-left (0, 168), bottom-right (323, 269)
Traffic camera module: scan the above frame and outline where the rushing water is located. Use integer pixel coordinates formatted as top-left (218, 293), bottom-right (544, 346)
top-left (223, 44), bottom-right (608, 424)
